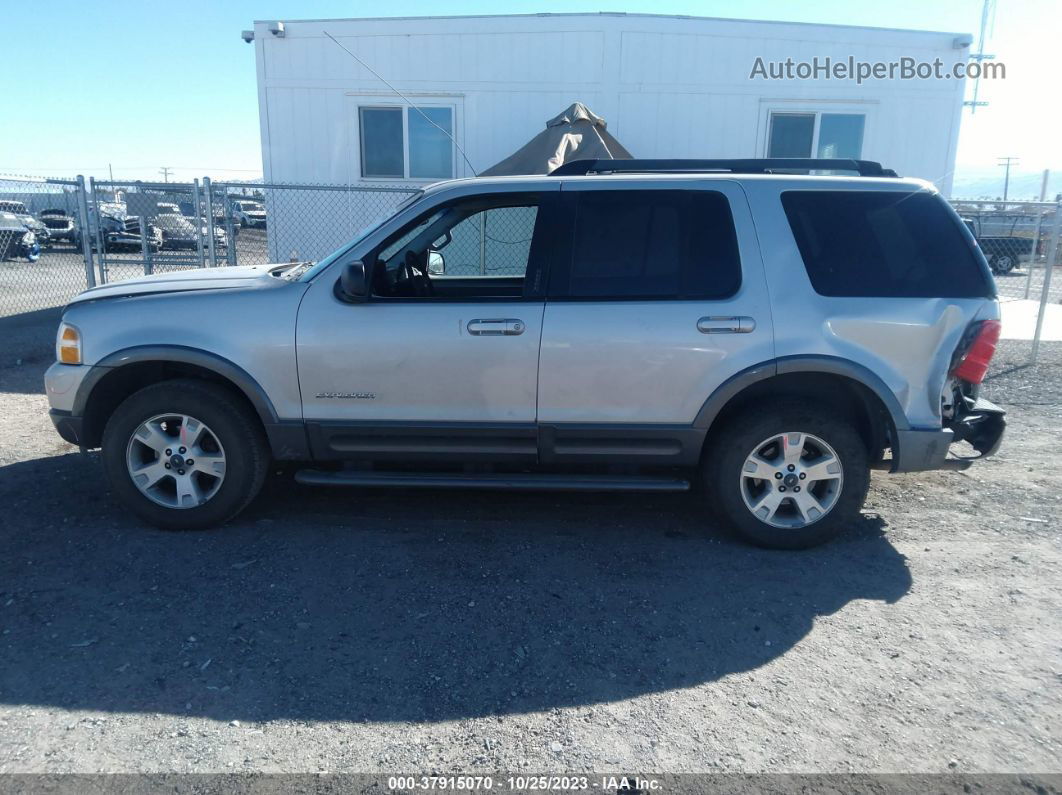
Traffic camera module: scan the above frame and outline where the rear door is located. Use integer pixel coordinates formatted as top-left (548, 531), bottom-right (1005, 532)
top-left (536, 180), bottom-right (774, 466)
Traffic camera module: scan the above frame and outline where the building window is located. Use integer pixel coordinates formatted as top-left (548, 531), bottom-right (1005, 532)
top-left (359, 106), bottom-right (455, 179)
top-left (767, 112), bottom-right (865, 159)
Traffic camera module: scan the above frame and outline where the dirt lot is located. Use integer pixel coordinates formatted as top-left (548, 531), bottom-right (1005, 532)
top-left (0, 340), bottom-right (1059, 775)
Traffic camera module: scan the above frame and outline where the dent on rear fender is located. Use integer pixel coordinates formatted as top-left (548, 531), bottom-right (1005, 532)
top-left (824, 303), bottom-right (968, 425)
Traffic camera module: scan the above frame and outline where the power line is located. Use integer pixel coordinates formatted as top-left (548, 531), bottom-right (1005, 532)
top-left (159, 166), bottom-right (173, 182)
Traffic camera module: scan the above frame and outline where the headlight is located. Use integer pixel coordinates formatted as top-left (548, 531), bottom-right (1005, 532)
top-left (56, 322), bottom-right (82, 365)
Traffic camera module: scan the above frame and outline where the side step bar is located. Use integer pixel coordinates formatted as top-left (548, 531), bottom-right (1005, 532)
top-left (294, 470), bottom-right (690, 492)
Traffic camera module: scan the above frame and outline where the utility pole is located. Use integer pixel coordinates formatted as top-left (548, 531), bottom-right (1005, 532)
top-left (964, 0), bottom-right (995, 113)
top-left (998, 156), bottom-right (1019, 202)
top-left (159, 166), bottom-right (173, 183)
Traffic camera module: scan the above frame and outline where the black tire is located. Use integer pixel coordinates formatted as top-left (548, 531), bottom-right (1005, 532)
top-left (994, 254), bottom-right (1015, 275)
top-left (101, 378), bottom-right (269, 531)
top-left (703, 400), bottom-right (870, 550)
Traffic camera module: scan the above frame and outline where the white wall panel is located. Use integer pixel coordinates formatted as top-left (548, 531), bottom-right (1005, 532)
top-left (255, 13), bottom-right (967, 195)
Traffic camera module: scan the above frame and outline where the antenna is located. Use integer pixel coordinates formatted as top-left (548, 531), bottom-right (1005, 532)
top-left (323, 31), bottom-right (478, 178)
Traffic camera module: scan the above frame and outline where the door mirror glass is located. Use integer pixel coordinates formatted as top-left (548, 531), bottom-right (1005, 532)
top-left (338, 260), bottom-right (369, 302)
top-left (427, 250), bottom-right (445, 276)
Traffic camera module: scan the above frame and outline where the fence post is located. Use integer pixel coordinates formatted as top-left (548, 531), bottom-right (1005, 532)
top-left (192, 179), bottom-right (206, 267)
top-left (203, 176), bottom-right (218, 267)
top-left (221, 185), bottom-right (237, 266)
top-left (87, 176), bottom-right (107, 284)
top-left (1030, 200), bottom-right (1062, 364)
top-left (75, 175), bottom-right (96, 289)
top-left (139, 216), bottom-right (153, 275)
top-left (1024, 207), bottom-right (1045, 300)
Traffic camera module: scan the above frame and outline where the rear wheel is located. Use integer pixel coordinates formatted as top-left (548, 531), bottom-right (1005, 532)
top-left (992, 254), bottom-right (1015, 274)
top-left (704, 402), bottom-right (870, 549)
top-left (101, 379), bottom-right (269, 530)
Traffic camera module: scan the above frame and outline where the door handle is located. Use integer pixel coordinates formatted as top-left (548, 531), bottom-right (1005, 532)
top-left (467, 318), bottom-right (525, 336)
top-left (697, 316), bottom-right (756, 334)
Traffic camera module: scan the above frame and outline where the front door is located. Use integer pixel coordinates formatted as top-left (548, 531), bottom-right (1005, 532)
top-left (536, 181), bottom-right (774, 465)
top-left (296, 191), bottom-right (554, 462)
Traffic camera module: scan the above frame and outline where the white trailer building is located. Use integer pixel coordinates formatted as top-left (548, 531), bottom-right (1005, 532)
top-left (248, 12), bottom-right (971, 259)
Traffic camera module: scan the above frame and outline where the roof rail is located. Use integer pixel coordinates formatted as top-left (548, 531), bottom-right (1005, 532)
top-left (549, 158), bottom-right (899, 178)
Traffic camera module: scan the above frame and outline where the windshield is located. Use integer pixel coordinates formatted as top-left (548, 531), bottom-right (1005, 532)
top-left (295, 190), bottom-right (425, 282)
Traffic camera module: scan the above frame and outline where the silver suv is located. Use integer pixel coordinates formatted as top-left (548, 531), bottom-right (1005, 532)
top-left (45, 159), bottom-right (1006, 549)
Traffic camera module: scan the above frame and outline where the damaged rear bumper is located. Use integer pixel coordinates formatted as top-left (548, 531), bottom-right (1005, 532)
top-left (892, 397), bottom-right (1005, 473)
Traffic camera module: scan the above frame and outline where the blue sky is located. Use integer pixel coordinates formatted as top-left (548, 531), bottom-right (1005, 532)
top-left (2, 0), bottom-right (1058, 189)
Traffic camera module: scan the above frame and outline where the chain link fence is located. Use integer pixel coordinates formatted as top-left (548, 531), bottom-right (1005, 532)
top-left (2, 174), bottom-right (1060, 362)
top-left (0, 175), bottom-right (91, 318)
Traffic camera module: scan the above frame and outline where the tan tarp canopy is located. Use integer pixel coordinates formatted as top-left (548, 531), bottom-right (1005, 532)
top-left (480, 103), bottom-right (633, 176)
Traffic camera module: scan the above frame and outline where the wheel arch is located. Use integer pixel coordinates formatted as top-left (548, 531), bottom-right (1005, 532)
top-left (74, 345), bottom-right (281, 451)
top-left (695, 356), bottom-right (910, 462)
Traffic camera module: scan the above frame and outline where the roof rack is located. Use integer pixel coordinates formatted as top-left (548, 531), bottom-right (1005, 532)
top-left (549, 158), bottom-right (898, 178)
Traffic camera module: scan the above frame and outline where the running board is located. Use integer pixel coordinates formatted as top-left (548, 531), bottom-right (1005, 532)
top-left (294, 470), bottom-right (690, 492)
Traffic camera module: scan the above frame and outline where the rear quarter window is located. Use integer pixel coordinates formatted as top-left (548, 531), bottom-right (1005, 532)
top-left (781, 190), bottom-right (993, 298)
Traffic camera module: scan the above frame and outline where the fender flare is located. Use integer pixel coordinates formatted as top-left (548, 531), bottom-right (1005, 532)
top-left (693, 355), bottom-right (911, 434)
top-left (73, 344), bottom-right (280, 427)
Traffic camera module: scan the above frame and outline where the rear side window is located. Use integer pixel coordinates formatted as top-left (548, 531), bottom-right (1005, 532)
top-left (782, 191), bottom-right (992, 298)
top-left (550, 190), bottom-right (741, 299)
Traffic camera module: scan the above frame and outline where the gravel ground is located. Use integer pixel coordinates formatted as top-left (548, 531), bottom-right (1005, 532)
top-left (0, 340), bottom-right (1059, 774)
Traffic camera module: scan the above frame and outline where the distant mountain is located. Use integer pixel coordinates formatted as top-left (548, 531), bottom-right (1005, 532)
top-left (951, 168), bottom-right (1061, 201)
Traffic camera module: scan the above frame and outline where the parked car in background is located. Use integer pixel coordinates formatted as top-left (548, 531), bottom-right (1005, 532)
top-left (231, 200), bottom-right (266, 228)
top-left (0, 210), bottom-right (40, 261)
top-left (962, 216), bottom-right (1038, 275)
top-left (0, 200), bottom-right (51, 249)
top-left (154, 213), bottom-right (228, 252)
top-left (39, 208), bottom-right (79, 246)
top-left (74, 203), bottom-right (162, 253)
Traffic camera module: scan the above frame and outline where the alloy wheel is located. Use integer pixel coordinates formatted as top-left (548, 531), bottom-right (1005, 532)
top-left (739, 431), bottom-right (844, 529)
top-left (125, 413), bottom-right (226, 509)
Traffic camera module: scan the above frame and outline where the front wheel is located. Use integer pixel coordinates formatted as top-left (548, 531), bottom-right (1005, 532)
top-left (703, 402), bottom-right (870, 549)
top-left (101, 379), bottom-right (270, 530)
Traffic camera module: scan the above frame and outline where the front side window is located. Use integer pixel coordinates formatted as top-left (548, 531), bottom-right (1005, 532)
top-left (372, 194), bottom-right (543, 299)
top-left (782, 190), bottom-right (993, 298)
top-left (550, 190), bottom-right (741, 300)
top-left (767, 112), bottom-right (865, 159)
top-left (359, 106), bottom-right (455, 180)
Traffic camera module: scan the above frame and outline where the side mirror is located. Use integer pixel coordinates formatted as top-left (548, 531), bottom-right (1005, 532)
top-left (427, 250), bottom-right (445, 276)
top-left (338, 260), bottom-right (369, 302)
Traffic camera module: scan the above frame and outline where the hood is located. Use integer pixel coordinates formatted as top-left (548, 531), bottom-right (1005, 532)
top-left (68, 264), bottom-right (285, 306)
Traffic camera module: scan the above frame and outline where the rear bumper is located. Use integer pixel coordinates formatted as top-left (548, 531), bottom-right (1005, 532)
top-left (892, 398), bottom-right (1006, 472)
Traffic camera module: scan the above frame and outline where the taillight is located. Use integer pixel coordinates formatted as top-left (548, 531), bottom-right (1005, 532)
top-left (952, 319), bottom-right (1001, 384)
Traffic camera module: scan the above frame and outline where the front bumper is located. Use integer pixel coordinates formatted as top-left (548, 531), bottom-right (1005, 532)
top-left (50, 409), bottom-right (84, 446)
top-left (892, 397), bottom-right (1006, 472)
